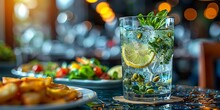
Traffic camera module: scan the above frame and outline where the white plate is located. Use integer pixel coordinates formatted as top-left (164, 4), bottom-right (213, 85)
top-left (11, 69), bottom-right (122, 89)
top-left (55, 78), bottom-right (122, 89)
top-left (0, 86), bottom-right (97, 110)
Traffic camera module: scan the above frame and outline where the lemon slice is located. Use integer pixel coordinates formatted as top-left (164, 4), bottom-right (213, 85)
top-left (122, 43), bottom-right (155, 68)
top-left (107, 65), bottom-right (122, 79)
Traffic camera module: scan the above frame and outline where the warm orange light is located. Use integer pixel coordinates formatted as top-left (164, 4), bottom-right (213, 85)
top-left (96, 2), bottom-right (109, 13)
top-left (99, 7), bottom-right (112, 15)
top-left (83, 21), bottom-right (92, 30)
top-left (86, 0), bottom-right (98, 3)
top-left (158, 2), bottom-right (171, 12)
top-left (207, 2), bottom-right (219, 12)
top-left (95, 1), bottom-right (115, 23)
top-left (204, 7), bottom-right (217, 19)
top-left (102, 14), bottom-right (115, 23)
top-left (14, 3), bottom-right (29, 20)
top-left (22, 0), bottom-right (38, 9)
top-left (184, 8), bottom-right (197, 21)
top-left (101, 11), bottom-right (114, 19)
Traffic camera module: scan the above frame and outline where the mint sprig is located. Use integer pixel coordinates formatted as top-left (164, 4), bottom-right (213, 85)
top-left (137, 10), bottom-right (168, 29)
top-left (148, 35), bottom-right (174, 64)
top-left (137, 10), bottom-right (173, 64)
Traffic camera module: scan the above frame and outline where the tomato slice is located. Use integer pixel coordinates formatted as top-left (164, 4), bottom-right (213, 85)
top-left (56, 68), bottom-right (69, 78)
top-left (93, 66), bottom-right (103, 77)
top-left (100, 73), bottom-right (110, 80)
top-left (32, 64), bottom-right (43, 73)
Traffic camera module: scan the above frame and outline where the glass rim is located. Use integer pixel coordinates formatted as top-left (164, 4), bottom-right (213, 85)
top-left (119, 16), bottom-right (174, 20)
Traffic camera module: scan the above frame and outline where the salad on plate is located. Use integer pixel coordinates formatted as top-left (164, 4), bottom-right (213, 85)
top-left (17, 57), bottom-right (122, 81)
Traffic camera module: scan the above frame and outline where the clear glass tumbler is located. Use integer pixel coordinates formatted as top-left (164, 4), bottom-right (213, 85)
top-left (120, 16), bottom-right (174, 101)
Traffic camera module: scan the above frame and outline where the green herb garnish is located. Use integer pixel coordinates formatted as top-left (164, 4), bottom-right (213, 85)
top-left (138, 10), bottom-right (168, 29)
top-left (137, 10), bottom-right (173, 64)
top-left (148, 33), bottom-right (174, 64)
top-left (44, 70), bottom-right (56, 78)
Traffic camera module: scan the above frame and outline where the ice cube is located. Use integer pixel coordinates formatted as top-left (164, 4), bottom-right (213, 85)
top-left (142, 25), bottom-right (154, 30)
top-left (120, 27), bottom-right (127, 37)
top-left (142, 30), bottom-right (155, 42)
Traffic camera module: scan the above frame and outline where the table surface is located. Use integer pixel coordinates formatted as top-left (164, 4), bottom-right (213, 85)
top-left (75, 85), bottom-right (220, 110)
top-left (0, 67), bottom-right (220, 110)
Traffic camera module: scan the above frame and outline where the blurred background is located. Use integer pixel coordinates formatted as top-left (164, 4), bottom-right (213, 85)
top-left (0, 0), bottom-right (220, 87)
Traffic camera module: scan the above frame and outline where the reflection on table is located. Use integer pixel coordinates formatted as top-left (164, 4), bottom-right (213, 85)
top-left (86, 85), bottom-right (220, 110)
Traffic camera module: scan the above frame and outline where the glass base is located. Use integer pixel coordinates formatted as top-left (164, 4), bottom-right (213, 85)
top-left (124, 92), bottom-right (171, 102)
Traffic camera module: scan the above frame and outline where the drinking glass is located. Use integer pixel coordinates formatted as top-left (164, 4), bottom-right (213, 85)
top-left (120, 16), bottom-right (174, 101)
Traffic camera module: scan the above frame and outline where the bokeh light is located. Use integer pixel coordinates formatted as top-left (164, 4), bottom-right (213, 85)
top-left (84, 21), bottom-right (92, 31)
top-left (170, 13), bottom-right (181, 24)
top-left (56, 0), bottom-right (74, 10)
top-left (209, 22), bottom-right (220, 38)
top-left (184, 8), bottom-right (197, 21)
top-left (96, 2), bottom-right (109, 13)
top-left (99, 7), bottom-right (112, 15)
top-left (110, 46), bottom-right (120, 57)
top-left (22, 0), bottom-right (38, 9)
top-left (207, 2), bottom-right (219, 13)
top-left (86, 0), bottom-right (98, 3)
top-left (187, 40), bottom-right (204, 57)
top-left (204, 7), bottom-right (217, 19)
top-left (14, 3), bottom-right (29, 20)
top-left (102, 15), bottom-right (115, 23)
top-left (57, 12), bottom-right (68, 23)
top-left (174, 25), bottom-right (185, 40)
top-left (95, 2), bottom-right (115, 23)
top-left (158, 2), bottom-right (171, 12)
top-left (101, 10), bottom-right (113, 17)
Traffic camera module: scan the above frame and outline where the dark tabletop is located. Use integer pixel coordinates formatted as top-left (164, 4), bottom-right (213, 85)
top-left (75, 85), bottom-right (220, 110)
top-left (1, 66), bottom-right (220, 110)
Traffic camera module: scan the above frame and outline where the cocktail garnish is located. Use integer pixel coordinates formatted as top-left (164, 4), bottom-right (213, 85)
top-left (137, 10), bottom-right (173, 64)
top-left (138, 10), bottom-right (168, 29)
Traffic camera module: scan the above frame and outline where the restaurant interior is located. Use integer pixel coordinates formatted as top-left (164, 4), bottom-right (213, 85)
top-left (0, 0), bottom-right (220, 109)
